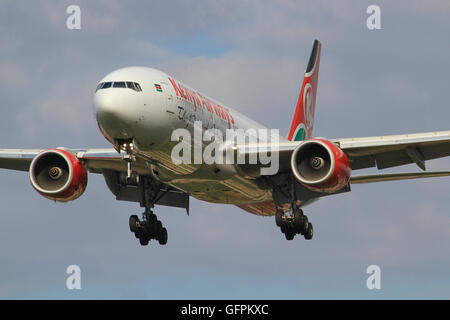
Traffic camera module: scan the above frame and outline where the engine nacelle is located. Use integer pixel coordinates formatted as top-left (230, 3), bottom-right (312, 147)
top-left (290, 139), bottom-right (351, 193)
top-left (29, 149), bottom-right (88, 202)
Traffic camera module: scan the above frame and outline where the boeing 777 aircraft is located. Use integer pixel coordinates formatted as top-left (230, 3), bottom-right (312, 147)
top-left (1, 40), bottom-right (449, 246)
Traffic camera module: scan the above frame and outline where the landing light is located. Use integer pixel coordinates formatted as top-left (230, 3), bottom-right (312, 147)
top-left (121, 142), bottom-right (134, 151)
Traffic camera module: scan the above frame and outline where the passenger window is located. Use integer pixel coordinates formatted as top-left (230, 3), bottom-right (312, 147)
top-left (126, 82), bottom-right (136, 91)
top-left (135, 83), bottom-right (142, 92)
top-left (102, 82), bottom-right (112, 89)
top-left (113, 81), bottom-right (126, 88)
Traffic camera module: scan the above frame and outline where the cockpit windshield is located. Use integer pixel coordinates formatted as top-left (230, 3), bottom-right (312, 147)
top-left (113, 81), bottom-right (126, 88)
top-left (95, 81), bottom-right (142, 92)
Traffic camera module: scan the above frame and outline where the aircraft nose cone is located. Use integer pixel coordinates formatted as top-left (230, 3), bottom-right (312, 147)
top-left (94, 91), bottom-right (135, 140)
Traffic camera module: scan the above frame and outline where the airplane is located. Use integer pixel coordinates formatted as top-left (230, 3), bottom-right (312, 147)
top-left (1, 39), bottom-right (450, 246)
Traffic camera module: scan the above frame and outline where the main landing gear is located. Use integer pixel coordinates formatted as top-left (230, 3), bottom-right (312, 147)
top-left (118, 139), bottom-right (169, 246)
top-left (275, 206), bottom-right (313, 241)
top-left (129, 209), bottom-right (168, 246)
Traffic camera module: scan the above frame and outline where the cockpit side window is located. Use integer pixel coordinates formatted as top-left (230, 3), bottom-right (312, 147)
top-left (113, 81), bottom-right (126, 88)
top-left (95, 83), bottom-right (104, 92)
top-left (135, 83), bottom-right (142, 92)
top-left (102, 82), bottom-right (112, 89)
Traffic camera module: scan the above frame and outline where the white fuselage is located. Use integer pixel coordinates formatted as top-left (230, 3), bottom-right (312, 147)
top-left (94, 67), bottom-right (286, 211)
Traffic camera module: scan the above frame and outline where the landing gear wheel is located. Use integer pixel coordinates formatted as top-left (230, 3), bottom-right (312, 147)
top-left (293, 211), bottom-right (308, 234)
top-left (129, 215), bottom-right (139, 233)
top-left (275, 210), bottom-right (283, 227)
top-left (300, 216), bottom-right (309, 234)
top-left (126, 175), bottom-right (171, 247)
top-left (158, 227), bottom-right (168, 245)
top-left (285, 230), bottom-right (294, 240)
top-left (147, 213), bottom-right (157, 224)
top-left (156, 220), bottom-right (162, 234)
top-left (130, 209), bottom-right (169, 246)
top-left (139, 235), bottom-right (150, 246)
top-left (304, 222), bottom-right (313, 240)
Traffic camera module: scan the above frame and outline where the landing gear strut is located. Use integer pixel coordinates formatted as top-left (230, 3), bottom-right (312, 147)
top-left (118, 139), bottom-right (169, 247)
top-left (270, 174), bottom-right (314, 241)
top-left (275, 206), bottom-right (313, 241)
top-left (127, 176), bottom-right (170, 247)
top-left (129, 209), bottom-right (168, 246)
top-left (120, 140), bottom-right (137, 184)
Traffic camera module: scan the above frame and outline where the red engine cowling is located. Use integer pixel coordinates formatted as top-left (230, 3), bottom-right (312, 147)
top-left (290, 139), bottom-right (351, 193)
top-left (29, 149), bottom-right (88, 202)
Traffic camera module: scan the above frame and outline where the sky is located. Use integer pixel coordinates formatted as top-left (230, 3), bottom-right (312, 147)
top-left (0, 0), bottom-right (449, 299)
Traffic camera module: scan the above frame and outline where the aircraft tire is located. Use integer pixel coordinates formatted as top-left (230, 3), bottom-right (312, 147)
top-left (129, 215), bottom-right (139, 233)
top-left (295, 214), bottom-right (308, 234)
top-left (158, 228), bottom-right (168, 245)
top-left (285, 230), bottom-right (295, 240)
top-left (155, 220), bottom-right (163, 235)
top-left (139, 235), bottom-right (150, 246)
top-left (148, 213), bottom-right (157, 224)
top-left (275, 210), bottom-right (283, 227)
top-left (304, 223), bottom-right (313, 240)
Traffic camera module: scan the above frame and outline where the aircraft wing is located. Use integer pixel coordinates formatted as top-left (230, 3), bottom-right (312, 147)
top-left (333, 130), bottom-right (450, 171)
top-left (0, 148), bottom-right (149, 174)
top-left (235, 130), bottom-right (450, 183)
top-left (0, 148), bottom-right (190, 212)
top-left (350, 171), bottom-right (450, 184)
top-left (0, 149), bottom-right (42, 171)
top-left (3, 129), bottom-right (450, 178)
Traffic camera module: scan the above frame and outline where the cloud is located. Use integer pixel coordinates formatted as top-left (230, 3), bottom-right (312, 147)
top-left (0, 61), bottom-right (28, 89)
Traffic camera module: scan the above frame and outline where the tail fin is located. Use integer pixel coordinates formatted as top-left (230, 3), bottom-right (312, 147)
top-left (288, 39), bottom-right (321, 141)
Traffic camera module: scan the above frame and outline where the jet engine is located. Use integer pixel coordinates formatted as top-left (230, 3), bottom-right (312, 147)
top-left (29, 149), bottom-right (88, 202)
top-left (290, 139), bottom-right (351, 193)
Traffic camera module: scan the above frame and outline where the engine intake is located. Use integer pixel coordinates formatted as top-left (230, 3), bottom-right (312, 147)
top-left (29, 149), bottom-right (88, 202)
top-left (291, 139), bottom-right (351, 193)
